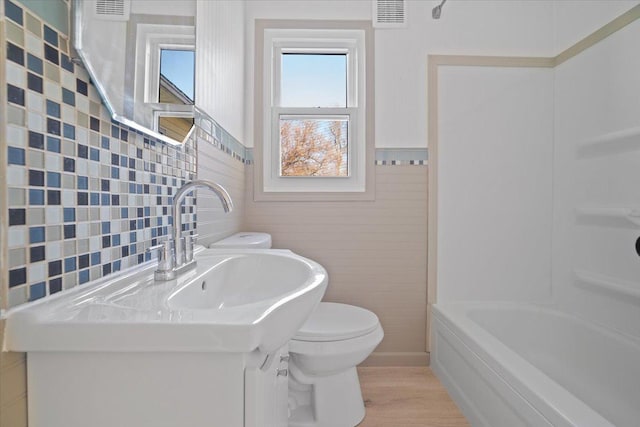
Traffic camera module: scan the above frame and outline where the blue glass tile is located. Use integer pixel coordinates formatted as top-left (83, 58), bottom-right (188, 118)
top-left (112, 234), bottom-right (121, 246)
top-left (29, 169), bottom-right (44, 186)
top-left (111, 167), bottom-right (120, 179)
top-left (113, 260), bottom-right (122, 272)
top-left (111, 125), bottom-right (119, 138)
top-left (91, 252), bottom-right (101, 266)
top-left (150, 175), bottom-right (156, 184)
top-left (47, 136), bottom-right (61, 153)
top-left (29, 226), bottom-right (46, 243)
top-left (63, 208), bottom-right (75, 222)
top-left (144, 251), bottom-right (151, 262)
top-left (27, 72), bottom-right (43, 93)
top-left (90, 147), bottom-right (99, 161)
top-left (151, 228), bottom-right (157, 238)
top-left (27, 54), bottom-right (43, 75)
top-left (30, 246), bottom-right (45, 262)
top-left (60, 54), bottom-right (74, 73)
top-left (130, 244), bottom-right (137, 255)
top-left (49, 277), bottom-right (62, 294)
top-left (44, 25), bottom-right (58, 47)
top-left (128, 158), bottom-right (135, 169)
top-left (62, 88), bottom-right (75, 106)
top-left (63, 123), bottom-right (75, 140)
top-left (46, 100), bottom-right (61, 118)
top-left (101, 222), bottom-right (111, 234)
top-left (101, 193), bottom-right (110, 206)
top-left (47, 118), bottom-right (61, 136)
top-left (77, 176), bottom-right (88, 190)
top-left (44, 44), bottom-right (58, 65)
top-left (47, 171), bottom-right (61, 188)
top-left (5, 0), bottom-right (23, 25)
top-left (90, 116), bottom-right (100, 132)
top-left (9, 208), bottom-right (26, 226)
top-left (102, 236), bottom-right (111, 248)
top-left (47, 190), bottom-right (61, 205)
top-left (29, 189), bottom-right (45, 205)
top-left (120, 208), bottom-right (128, 218)
top-left (120, 156), bottom-right (127, 167)
top-left (48, 260), bottom-right (62, 277)
top-left (90, 192), bottom-right (99, 206)
top-left (7, 84), bottom-right (25, 105)
top-left (78, 144), bottom-right (88, 159)
top-left (136, 183), bottom-right (143, 194)
top-left (63, 157), bottom-right (75, 172)
top-left (29, 282), bottom-right (46, 301)
top-left (77, 192), bottom-right (88, 205)
top-left (101, 136), bottom-right (110, 149)
top-left (64, 257), bottom-right (76, 272)
top-left (129, 232), bottom-right (136, 243)
top-left (78, 254), bottom-right (89, 269)
top-left (103, 264), bottom-right (112, 276)
top-left (8, 146), bottom-right (25, 165)
top-left (129, 183), bottom-right (136, 193)
top-left (144, 207), bottom-right (150, 217)
top-left (63, 224), bottom-right (75, 239)
top-left (79, 269), bottom-right (90, 284)
top-left (7, 42), bottom-right (24, 66)
top-left (76, 79), bottom-right (88, 96)
top-left (29, 131), bottom-right (45, 149)
top-left (137, 219), bottom-right (143, 230)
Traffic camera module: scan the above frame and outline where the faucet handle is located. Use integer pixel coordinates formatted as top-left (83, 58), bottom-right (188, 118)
top-left (184, 233), bottom-right (199, 263)
top-left (153, 240), bottom-right (174, 272)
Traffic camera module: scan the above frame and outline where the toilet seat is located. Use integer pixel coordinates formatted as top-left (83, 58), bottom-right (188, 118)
top-left (293, 302), bottom-right (380, 342)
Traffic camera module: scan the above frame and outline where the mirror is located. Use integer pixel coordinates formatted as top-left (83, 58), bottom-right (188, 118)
top-left (73, 0), bottom-right (196, 144)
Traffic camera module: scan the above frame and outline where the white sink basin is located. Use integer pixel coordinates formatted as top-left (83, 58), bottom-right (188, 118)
top-left (4, 249), bottom-right (328, 353)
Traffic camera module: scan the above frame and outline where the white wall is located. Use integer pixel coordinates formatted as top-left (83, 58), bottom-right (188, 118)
top-left (553, 18), bottom-right (640, 338)
top-left (243, 0), bottom-right (555, 148)
top-left (553, 0), bottom-right (640, 51)
top-left (437, 66), bottom-right (554, 302)
top-left (196, 0), bottom-right (246, 143)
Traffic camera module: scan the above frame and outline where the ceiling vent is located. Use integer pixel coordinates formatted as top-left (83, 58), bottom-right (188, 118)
top-left (373, 0), bottom-right (407, 28)
top-left (93, 0), bottom-right (130, 21)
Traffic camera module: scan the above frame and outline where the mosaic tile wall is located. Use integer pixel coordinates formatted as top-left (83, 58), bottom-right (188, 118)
top-left (2, 0), bottom-right (197, 309)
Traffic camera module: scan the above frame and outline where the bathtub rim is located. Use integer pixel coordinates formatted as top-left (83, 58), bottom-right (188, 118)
top-left (432, 302), bottom-right (615, 427)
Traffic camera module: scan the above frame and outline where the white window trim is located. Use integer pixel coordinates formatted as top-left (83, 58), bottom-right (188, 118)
top-left (258, 24), bottom-right (373, 197)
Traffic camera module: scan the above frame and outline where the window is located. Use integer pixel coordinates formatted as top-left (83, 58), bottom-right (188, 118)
top-left (258, 24), bottom-right (373, 198)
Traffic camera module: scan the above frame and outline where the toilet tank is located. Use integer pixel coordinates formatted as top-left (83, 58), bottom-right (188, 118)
top-left (210, 232), bottom-right (272, 249)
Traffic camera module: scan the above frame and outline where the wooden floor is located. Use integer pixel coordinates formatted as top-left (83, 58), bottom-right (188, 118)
top-left (357, 367), bottom-right (469, 427)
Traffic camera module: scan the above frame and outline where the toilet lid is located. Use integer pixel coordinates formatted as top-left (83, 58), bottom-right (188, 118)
top-left (293, 303), bottom-right (380, 342)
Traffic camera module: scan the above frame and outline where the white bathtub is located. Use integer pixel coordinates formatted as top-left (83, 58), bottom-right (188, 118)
top-left (431, 303), bottom-right (640, 427)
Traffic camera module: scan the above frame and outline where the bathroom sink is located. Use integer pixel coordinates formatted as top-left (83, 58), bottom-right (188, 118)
top-left (4, 249), bottom-right (328, 354)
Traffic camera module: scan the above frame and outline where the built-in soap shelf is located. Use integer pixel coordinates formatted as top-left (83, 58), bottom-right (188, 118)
top-left (574, 269), bottom-right (640, 303)
top-left (575, 206), bottom-right (640, 227)
top-left (577, 126), bottom-right (640, 158)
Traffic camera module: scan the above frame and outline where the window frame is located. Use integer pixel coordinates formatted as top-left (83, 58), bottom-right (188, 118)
top-left (254, 20), bottom-right (375, 201)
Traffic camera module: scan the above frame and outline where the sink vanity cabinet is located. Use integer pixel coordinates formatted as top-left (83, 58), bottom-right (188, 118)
top-left (27, 346), bottom-right (289, 427)
top-left (4, 249), bottom-right (327, 427)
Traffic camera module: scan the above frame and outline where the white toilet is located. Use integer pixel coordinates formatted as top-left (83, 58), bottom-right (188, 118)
top-left (288, 302), bottom-right (383, 427)
top-left (211, 233), bottom-right (384, 427)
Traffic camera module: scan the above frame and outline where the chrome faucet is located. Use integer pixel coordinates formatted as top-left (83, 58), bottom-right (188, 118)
top-left (153, 179), bottom-right (233, 281)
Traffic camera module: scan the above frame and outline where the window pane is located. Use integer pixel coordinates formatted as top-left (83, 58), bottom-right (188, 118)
top-left (159, 49), bottom-right (195, 104)
top-left (280, 54), bottom-right (347, 107)
top-left (280, 117), bottom-right (348, 177)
